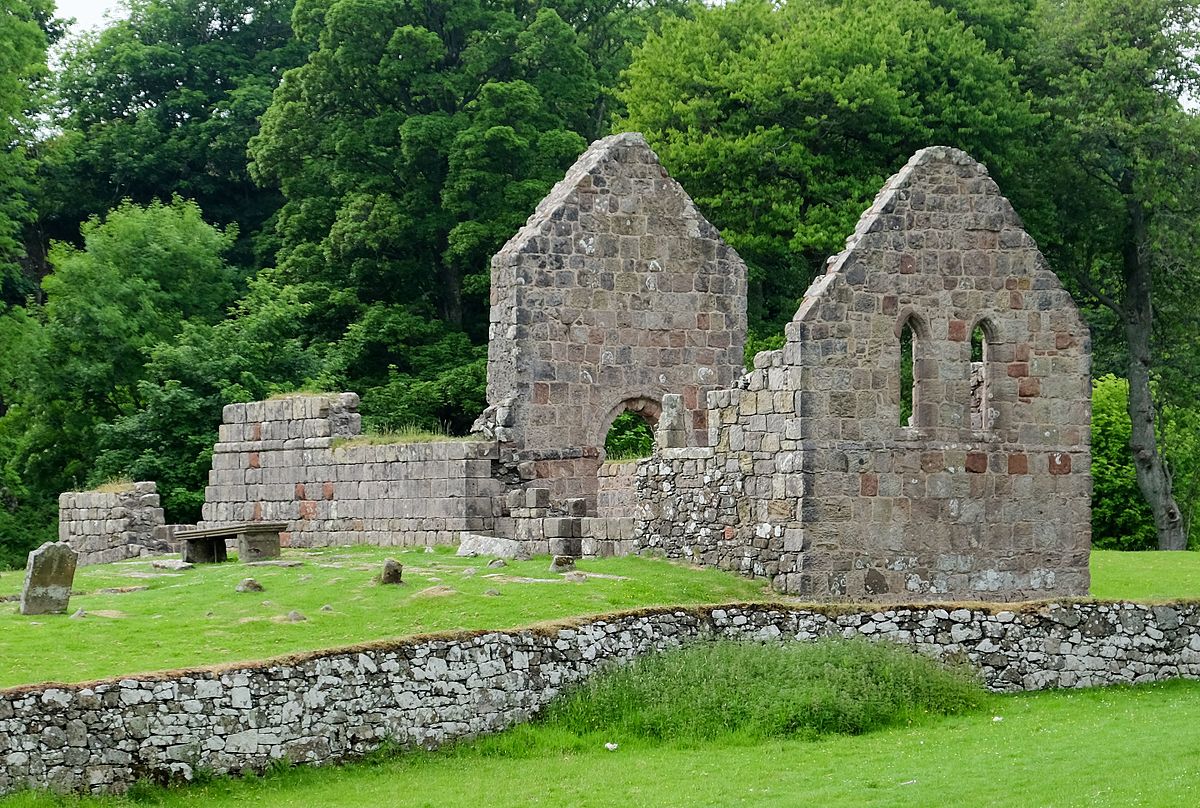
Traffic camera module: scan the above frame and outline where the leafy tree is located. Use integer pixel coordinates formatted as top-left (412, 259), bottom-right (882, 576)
top-left (1023, 0), bottom-right (1200, 549)
top-left (43, 0), bottom-right (304, 270)
top-left (0, 0), bottom-right (53, 302)
top-left (91, 278), bottom-right (323, 521)
top-left (0, 198), bottom-right (238, 555)
top-left (619, 0), bottom-right (1041, 336)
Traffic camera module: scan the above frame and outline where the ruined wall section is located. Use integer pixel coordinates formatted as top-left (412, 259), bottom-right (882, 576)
top-left (58, 483), bottom-right (167, 566)
top-left (201, 395), bottom-right (503, 547)
top-left (638, 148), bottom-right (1091, 601)
top-left (477, 132), bottom-right (747, 505)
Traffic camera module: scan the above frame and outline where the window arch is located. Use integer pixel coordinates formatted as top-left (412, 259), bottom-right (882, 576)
top-left (897, 312), bottom-right (928, 427)
top-left (970, 318), bottom-right (997, 431)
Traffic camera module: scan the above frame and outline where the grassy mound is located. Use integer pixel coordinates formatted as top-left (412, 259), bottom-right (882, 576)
top-left (479, 640), bottom-right (985, 756)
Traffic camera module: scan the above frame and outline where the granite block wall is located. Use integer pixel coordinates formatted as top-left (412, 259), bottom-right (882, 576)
top-left (58, 483), bottom-right (166, 566)
top-left (636, 147), bottom-right (1092, 601)
top-left (3, 600), bottom-right (1197, 796)
top-left (201, 394), bottom-right (504, 546)
top-left (474, 132), bottom-right (747, 505)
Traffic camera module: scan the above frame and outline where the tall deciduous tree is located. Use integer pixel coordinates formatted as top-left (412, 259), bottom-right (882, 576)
top-left (0, 0), bottom-right (53, 302)
top-left (619, 0), bottom-right (1041, 336)
top-left (44, 0), bottom-right (304, 270)
top-left (1025, 0), bottom-right (1200, 550)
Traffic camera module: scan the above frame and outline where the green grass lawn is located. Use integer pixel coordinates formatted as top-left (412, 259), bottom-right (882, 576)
top-left (0, 546), bottom-right (768, 688)
top-left (0, 547), bottom-right (1196, 689)
top-left (1089, 549), bottom-right (1200, 600)
top-left (4, 678), bottom-right (1197, 807)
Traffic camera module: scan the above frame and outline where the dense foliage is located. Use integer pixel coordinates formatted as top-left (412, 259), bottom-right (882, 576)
top-left (2, 0), bottom-right (1200, 564)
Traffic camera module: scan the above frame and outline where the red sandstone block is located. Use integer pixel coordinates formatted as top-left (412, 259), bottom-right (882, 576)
top-left (1008, 453), bottom-right (1028, 474)
top-left (251, 422), bottom-right (262, 441)
top-left (249, 452), bottom-right (261, 469)
top-left (723, 526), bottom-right (736, 540)
top-left (533, 383), bottom-right (550, 404)
top-left (1018, 377), bottom-right (1041, 397)
top-left (323, 482), bottom-right (335, 500)
top-left (299, 501), bottom-right (318, 519)
top-left (900, 255), bottom-right (916, 274)
top-left (921, 452), bottom-right (943, 472)
top-left (1007, 362), bottom-right (1028, 378)
top-left (280, 531), bottom-right (291, 548)
top-left (882, 295), bottom-right (898, 315)
top-left (1016, 343), bottom-right (1030, 361)
top-left (860, 473), bottom-right (878, 497)
top-left (1056, 332), bottom-right (1075, 350)
top-left (253, 502), bottom-right (263, 520)
top-left (294, 483), bottom-right (306, 500)
top-left (1049, 453), bottom-right (1072, 474)
top-left (966, 452), bottom-right (988, 473)
top-left (1009, 291), bottom-right (1024, 309)
top-left (948, 320), bottom-right (967, 341)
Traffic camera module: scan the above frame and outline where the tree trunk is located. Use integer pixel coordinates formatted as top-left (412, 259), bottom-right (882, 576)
top-left (1122, 194), bottom-right (1187, 550)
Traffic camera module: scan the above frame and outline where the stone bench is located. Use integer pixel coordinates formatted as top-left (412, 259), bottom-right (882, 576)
top-left (179, 522), bottom-right (288, 563)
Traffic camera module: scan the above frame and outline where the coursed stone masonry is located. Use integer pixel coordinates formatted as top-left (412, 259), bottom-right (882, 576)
top-left (201, 394), bottom-right (503, 547)
top-left (474, 132), bottom-right (747, 506)
top-left (2, 600), bottom-right (1196, 796)
top-left (58, 483), bottom-right (167, 566)
top-left (636, 147), bottom-right (1092, 601)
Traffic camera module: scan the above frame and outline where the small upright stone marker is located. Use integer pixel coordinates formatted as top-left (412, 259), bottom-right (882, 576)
top-left (381, 558), bottom-right (403, 585)
top-left (549, 555), bottom-right (576, 574)
top-left (19, 542), bottom-right (78, 616)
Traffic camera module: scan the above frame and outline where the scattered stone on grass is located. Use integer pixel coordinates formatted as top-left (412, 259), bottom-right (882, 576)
top-left (320, 604), bottom-right (333, 612)
top-left (380, 558), bottom-right (403, 585)
top-left (244, 560), bottom-right (304, 568)
top-left (456, 533), bottom-right (530, 560)
top-left (69, 609), bottom-right (86, 619)
top-left (484, 589), bottom-right (501, 597)
top-left (94, 586), bottom-right (150, 595)
top-left (487, 558), bottom-right (507, 569)
top-left (414, 586), bottom-right (457, 598)
top-left (151, 559), bottom-right (193, 571)
top-left (20, 542), bottom-right (78, 616)
top-left (124, 571), bottom-right (182, 579)
top-left (88, 610), bottom-right (126, 619)
top-left (461, 567), bottom-right (477, 577)
top-left (287, 610), bottom-right (306, 622)
top-left (563, 571), bottom-right (588, 583)
top-left (548, 555), bottom-right (575, 574)
top-left (236, 578), bottom-right (264, 593)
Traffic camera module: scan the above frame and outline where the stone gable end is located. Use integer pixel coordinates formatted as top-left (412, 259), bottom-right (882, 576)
top-left (477, 132), bottom-right (748, 503)
top-left (638, 146), bottom-right (1092, 602)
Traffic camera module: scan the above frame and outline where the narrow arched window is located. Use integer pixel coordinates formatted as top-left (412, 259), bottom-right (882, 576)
top-left (899, 319), bottom-right (917, 427)
top-left (970, 321), bottom-right (993, 430)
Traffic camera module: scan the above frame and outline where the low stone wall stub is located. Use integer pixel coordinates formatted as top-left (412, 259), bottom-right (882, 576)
top-left (2, 600), bottom-right (1199, 796)
top-left (58, 483), bottom-right (166, 566)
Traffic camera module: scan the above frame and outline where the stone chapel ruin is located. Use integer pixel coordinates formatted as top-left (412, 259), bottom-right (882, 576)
top-left (61, 133), bottom-right (1092, 601)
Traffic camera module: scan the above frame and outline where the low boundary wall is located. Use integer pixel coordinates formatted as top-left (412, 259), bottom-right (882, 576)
top-left (3, 600), bottom-right (1199, 795)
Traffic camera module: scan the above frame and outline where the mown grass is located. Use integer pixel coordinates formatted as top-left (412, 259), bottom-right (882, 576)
top-left (0, 546), bottom-right (768, 688)
top-left (1089, 549), bottom-right (1200, 600)
top-left (3, 645), bottom-right (1198, 808)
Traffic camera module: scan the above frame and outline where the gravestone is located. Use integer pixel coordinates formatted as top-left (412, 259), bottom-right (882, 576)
top-left (19, 542), bottom-right (78, 616)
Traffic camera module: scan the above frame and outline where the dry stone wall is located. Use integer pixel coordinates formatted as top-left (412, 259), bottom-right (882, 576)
top-left (475, 132), bottom-right (747, 505)
top-left (2, 600), bottom-right (1198, 796)
top-left (58, 483), bottom-right (166, 566)
top-left (201, 394), bottom-right (503, 547)
top-left (637, 147), bottom-right (1092, 601)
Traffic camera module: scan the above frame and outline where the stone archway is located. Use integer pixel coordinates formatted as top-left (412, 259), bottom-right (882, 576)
top-left (596, 396), bottom-right (662, 460)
